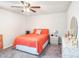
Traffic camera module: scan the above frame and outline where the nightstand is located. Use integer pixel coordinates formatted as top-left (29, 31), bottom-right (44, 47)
top-left (50, 34), bottom-right (58, 45)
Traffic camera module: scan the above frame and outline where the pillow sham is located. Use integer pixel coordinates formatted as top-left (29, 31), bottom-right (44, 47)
top-left (36, 29), bottom-right (41, 34)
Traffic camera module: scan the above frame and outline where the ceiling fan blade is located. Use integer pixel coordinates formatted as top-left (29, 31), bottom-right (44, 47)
top-left (31, 6), bottom-right (40, 8)
top-left (20, 1), bottom-right (29, 7)
top-left (11, 6), bottom-right (23, 8)
top-left (21, 1), bottom-right (24, 4)
top-left (30, 9), bottom-right (36, 12)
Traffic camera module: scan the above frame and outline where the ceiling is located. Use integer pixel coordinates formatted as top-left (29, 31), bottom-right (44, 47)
top-left (0, 1), bottom-right (71, 16)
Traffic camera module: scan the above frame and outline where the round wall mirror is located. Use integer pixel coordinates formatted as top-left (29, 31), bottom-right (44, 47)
top-left (70, 16), bottom-right (78, 39)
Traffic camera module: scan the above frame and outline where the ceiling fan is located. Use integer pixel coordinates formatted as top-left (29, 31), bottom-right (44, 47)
top-left (11, 1), bottom-right (40, 13)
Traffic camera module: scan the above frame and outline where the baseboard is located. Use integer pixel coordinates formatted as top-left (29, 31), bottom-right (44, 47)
top-left (3, 44), bottom-right (12, 49)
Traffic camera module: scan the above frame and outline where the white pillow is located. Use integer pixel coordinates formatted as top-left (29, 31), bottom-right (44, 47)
top-left (36, 29), bottom-right (41, 34)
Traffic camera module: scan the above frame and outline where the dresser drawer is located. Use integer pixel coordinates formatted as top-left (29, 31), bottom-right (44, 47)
top-left (50, 36), bottom-right (58, 45)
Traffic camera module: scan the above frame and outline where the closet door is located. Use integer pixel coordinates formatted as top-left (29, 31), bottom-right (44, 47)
top-left (0, 35), bottom-right (3, 48)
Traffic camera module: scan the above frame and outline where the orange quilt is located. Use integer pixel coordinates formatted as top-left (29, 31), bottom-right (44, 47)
top-left (13, 34), bottom-right (48, 54)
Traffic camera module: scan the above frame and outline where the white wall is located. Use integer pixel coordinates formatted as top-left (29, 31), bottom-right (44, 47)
top-left (26, 12), bottom-right (67, 37)
top-left (0, 8), bottom-right (27, 49)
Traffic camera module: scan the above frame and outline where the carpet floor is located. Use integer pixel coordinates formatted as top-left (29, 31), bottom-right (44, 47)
top-left (0, 44), bottom-right (62, 58)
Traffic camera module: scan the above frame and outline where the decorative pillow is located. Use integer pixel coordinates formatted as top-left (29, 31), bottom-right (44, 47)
top-left (36, 29), bottom-right (41, 34)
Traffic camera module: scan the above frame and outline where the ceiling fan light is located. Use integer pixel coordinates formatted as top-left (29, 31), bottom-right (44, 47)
top-left (26, 8), bottom-right (30, 12)
top-left (23, 8), bottom-right (26, 11)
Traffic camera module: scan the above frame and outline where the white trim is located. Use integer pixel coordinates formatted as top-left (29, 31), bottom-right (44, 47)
top-left (3, 44), bottom-right (12, 49)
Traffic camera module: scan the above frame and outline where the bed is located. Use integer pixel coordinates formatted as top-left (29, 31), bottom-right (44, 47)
top-left (13, 29), bottom-right (49, 55)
